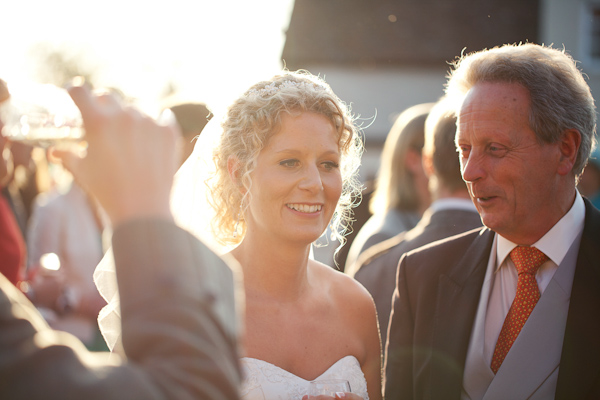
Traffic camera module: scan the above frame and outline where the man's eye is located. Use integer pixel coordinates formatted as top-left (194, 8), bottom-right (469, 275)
top-left (457, 146), bottom-right (470, 157)
top-left (487, 144), bottom-right (508, 156)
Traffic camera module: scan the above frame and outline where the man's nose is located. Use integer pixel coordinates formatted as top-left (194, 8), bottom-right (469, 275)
top-left (460, 152), bottom-right (485, 183)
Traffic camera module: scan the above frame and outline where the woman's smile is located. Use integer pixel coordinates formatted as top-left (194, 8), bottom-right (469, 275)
top-left (286, 203), bottom-right (323, 213)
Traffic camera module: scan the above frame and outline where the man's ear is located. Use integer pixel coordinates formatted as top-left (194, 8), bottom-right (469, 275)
top-left (227, 155), bottom-right (244, 190)
top-left (421, 151), bottom-right (435, 179)
top-left (557, 129), bottom-right (581, 176)
top-left (406, 148), bottom-right (424, 175)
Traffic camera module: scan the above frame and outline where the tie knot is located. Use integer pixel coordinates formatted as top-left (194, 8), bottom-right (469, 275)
top-left (509, 246), bottom-right (548, 275)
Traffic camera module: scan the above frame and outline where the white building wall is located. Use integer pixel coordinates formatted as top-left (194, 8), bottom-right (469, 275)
top-left (300, 65), bottom-right (447, 180)
top-left (540, 0), bottom-right (600, 108)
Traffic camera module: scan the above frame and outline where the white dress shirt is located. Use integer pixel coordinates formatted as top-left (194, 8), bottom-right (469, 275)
top-left (483, 192), bottom-right (586, 361)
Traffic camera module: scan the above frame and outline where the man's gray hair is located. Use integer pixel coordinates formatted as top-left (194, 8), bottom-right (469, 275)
top-left (446, 43), bottom-right (597, 176)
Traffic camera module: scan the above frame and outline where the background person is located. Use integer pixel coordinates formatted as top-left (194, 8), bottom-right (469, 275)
top-left (167, 101), bottom-right (212, 166)
top-left (344, 103), bottom-right (433, 275)
top-left (349, 97), bottom-right (481, 347)
top-left (27, 177), bottom-right (109, 350)
top-left (0, 78), bottom-right (27, 285)
top-left (578, 142), bottom-right (600, 209)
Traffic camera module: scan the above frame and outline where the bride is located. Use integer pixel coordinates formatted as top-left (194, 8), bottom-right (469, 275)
top-left (96, 71), bottom-right (382, 400)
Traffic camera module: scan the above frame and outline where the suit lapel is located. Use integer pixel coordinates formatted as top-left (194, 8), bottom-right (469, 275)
top-left (428, 228), bottom-right (494, 399)
top-left (462, 245), bottom-right (496, 400)
top-left (484, 234), bottom-right (581, 399)
top-left (556, 201), bottom-right (600, 399)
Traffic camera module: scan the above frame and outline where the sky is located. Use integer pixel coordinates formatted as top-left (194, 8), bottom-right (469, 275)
top-left (0, 0), bottom-right (295, 115)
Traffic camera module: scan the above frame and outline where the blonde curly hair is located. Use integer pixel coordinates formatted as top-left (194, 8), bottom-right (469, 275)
top-left (208, 70), bottom-right (363, 248)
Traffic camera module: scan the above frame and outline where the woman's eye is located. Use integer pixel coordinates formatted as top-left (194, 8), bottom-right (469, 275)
top-left (322, 161), bottom-right (340, 170)
top-left (280, 159), bottom-right (299, 167)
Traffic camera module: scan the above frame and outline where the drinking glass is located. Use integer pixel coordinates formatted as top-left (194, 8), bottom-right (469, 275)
top-left (308, 379), bottom-right (351, 396)
top-left (0, 81), bottom-right (85, 150)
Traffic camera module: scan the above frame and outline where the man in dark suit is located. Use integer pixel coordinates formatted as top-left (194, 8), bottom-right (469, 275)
top-left (385, 43), bottom-right (600, 399)
top-left (349, 98), bottom-right (481, 348)
top-left (0, 83), bottom-right (242, 399)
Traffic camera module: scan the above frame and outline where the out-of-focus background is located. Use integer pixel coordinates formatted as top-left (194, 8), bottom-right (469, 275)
top-left (3, 0), bottom-right (597, 179)
top-left (1, 0), bottom-right (295, 113)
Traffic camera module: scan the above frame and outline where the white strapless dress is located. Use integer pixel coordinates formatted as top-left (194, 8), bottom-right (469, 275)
top-left (240, 355), bottom-right (369, 400)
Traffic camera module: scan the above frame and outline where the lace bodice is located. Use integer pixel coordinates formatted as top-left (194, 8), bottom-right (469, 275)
top-left (240, 355), bottom-right (369, 399)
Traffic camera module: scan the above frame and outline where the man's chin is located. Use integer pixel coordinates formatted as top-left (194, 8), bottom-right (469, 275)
top-left (479, 213), bottom-right (503, 232)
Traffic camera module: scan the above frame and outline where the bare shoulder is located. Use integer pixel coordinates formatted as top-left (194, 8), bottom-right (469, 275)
top-left (309, 259), bottom-right (382, 383)
top-left (309, 259), bottom-right (376, 312)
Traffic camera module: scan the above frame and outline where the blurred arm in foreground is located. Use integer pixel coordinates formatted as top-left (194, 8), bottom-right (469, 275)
top-left (0, 83), bottom-right (241, 400)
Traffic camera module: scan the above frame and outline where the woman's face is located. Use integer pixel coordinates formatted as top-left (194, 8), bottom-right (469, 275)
top-left (244, 111), bottom-right (342, 245)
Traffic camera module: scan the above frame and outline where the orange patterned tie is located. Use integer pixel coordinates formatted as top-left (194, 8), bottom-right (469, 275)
top-left (490, 246), bottom-right (548, 374)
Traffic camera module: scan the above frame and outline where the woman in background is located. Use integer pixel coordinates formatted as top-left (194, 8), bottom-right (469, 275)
top-left (344, 103), bottom-right (433, 275)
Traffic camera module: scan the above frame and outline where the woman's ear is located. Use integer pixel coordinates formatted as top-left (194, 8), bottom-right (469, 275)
top-left (228, 155), bottom-right (244, 189)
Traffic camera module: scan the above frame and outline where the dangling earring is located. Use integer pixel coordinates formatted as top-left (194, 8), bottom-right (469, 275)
top-left (233, 203), bottom-right (242, 238)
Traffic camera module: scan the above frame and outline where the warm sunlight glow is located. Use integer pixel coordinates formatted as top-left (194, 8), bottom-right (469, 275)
top-left (1, 0), bottom-right (295, 115)
top-left (40, 253), bottom-right (61, 271)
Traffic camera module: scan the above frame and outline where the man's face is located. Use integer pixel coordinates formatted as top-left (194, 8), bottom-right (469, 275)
top-left (456, 82), bottom-right (565, 245)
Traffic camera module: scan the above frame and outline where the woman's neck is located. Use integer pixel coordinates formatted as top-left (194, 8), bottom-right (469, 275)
top-left (232, 235), bottom-right (312, 302)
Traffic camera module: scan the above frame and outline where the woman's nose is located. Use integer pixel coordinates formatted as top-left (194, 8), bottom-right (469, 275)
top-left (298, 165), bottom-right (324, 192)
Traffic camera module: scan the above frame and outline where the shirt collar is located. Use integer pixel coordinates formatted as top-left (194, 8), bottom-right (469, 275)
top-left (496, 191), bottom-right (586, 269)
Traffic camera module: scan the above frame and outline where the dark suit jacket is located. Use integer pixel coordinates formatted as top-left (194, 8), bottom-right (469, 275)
top-left (384, 199), bottom-right (600, 400)
top-left (0, 219), bottom-right (242, 400)
top-left (351, 207), bottom-right (482, 346)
